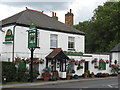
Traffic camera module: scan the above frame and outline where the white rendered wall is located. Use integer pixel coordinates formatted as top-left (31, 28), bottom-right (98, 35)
top-left (2, 25), bottom-right (85, 61)
top-left (0, 30), bottom-right (4, 61)
top-left (112, 52), bottom-right (120, 65)
top-left (1, 26), bottom-right (14, 61)
top-left (83, 54), bottom-right (111, 74)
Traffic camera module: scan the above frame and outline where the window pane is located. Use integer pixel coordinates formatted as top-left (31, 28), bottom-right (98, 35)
top-left (68, 37), bottom-right (75, 49)
top-left (50, 34), bottom-right (58, 48)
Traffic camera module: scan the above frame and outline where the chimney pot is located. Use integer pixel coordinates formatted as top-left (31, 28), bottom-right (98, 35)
top-left (52, 12), bottom-right (54, 17)
top-left (55, 12), bottom-right (56, 16)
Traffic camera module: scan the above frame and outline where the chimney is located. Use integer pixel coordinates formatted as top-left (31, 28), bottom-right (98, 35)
top-left (52, 12), bottom-right (58, 20)
top-left (65, 9), bottom-right (74, 26)
top-left (52, 12), bottom-right (54, 17)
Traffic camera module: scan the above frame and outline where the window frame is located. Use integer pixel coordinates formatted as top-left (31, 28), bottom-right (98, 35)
top-left (68, 36), bottom-right (75, 51)
top-left (50, 34), bottom-right (58, 49)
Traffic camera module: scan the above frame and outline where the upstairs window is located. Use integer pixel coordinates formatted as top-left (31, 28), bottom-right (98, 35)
top-left (50, 34), bottom-right (58, 49)
top-left (68, 37), bottom-right (75, 50)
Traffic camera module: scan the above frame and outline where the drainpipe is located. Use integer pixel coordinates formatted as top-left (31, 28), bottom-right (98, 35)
top-left (12, 25), bottom-right (16, 62)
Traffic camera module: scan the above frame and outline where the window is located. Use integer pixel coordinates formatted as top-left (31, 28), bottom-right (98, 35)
top-left (37, 31), bottom-right (39, 47)
top-left (68, 37), bottom-right (75, 50)
top-left (50, 34), bottom-right (58, 48)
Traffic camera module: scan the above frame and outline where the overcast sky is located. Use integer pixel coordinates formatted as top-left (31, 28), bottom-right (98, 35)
top-left (0, 0), bottom-right (108, 25)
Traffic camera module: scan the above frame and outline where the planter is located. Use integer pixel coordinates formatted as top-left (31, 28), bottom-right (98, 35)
top-left (91, 74), bottom-right (94, 78)
top-left (43, 77), bottom-right (49, 81)
top-left (84, 74), bottom-right (88, 78)
top-left (66, 76), bottom-right (71, 80)
top-left (74, 75), bottom-right (79, 79)
top-left (51, 76), bottom-right (57, 81)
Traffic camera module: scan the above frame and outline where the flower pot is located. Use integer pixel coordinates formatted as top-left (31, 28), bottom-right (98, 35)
top-left (91, 74), bottom-right (94, 78)
top-left (84, 74), bottom-right (88, 78)
top-left (43, 77), bottom-right (49, 81)
top-left (66, 76), bottom-right (70, 80)
top-left (74, 75), bottom-right (79, 79)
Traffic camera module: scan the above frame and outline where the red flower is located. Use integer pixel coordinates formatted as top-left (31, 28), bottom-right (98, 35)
top-left (111, 64), bottom-right (116, 66)
top-left (106, 60), bottom-right (110, 63)
top-left (99, 59), bottom-right (105, 62)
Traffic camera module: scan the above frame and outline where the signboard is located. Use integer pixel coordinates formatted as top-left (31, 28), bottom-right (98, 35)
top-left (28, 30), bottom-right (37, 48)
top-left (28, 23), bottom-right (37, 48)
top-left (64, 51), bottom-right (83, 56)
top-left (5, 29), bottom-right (14, 41)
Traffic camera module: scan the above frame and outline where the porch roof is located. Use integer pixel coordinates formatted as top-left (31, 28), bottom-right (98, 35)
top-left (46, 48), bottom-right (69, 60)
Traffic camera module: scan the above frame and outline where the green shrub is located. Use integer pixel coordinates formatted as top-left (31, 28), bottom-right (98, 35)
top-left (2, 62), bottom-right (17, 82)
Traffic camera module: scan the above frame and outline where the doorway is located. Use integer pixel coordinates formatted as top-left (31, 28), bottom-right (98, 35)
top-left (84, 62), bottom-right (89, 72)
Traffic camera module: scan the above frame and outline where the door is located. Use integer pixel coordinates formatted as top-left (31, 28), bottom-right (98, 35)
top-left (84, 62), bottom-right (89, 72)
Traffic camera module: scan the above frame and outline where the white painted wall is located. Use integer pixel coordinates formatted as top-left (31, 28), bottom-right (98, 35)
top-left (2, 25), bottom-right (85, 61)
top-left (83, 54), bottom-right (111, 74)
top-left (0, 30), bottom-right (4, 61)
top-left (112, 52), bottom-right (120, 65)
top-left (1, 26), bottom-right (14, 61)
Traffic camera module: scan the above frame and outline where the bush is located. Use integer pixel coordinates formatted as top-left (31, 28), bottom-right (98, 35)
top-left (17, 68), bottom-right (30, 82)
top-left (2, 62), bottom-right (17, 82)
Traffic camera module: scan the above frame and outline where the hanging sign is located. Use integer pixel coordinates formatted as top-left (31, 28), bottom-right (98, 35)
top-left (5, 29), bottom-right (14, 41)
top-left (28, 23), bottom-right (37, 48)
top-left (64, 51), bottom-right (83, 56)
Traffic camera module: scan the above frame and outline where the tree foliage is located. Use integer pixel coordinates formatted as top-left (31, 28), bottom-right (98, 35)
top-left (74, 1), bottom-right (120, 53)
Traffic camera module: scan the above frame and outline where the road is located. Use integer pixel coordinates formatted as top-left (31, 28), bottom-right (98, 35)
top-left (25, 78), bottom-right (118, 88)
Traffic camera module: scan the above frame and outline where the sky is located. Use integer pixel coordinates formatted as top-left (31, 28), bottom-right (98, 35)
top-left (0, 0), bottom-right (109, 25)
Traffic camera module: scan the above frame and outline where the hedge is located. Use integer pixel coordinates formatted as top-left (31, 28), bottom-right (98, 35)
top-left (2, 62), bottom-right (17, 82)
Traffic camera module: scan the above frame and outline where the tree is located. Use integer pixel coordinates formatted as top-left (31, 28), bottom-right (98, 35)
top-left (74, 1), bottom-right (120, 53)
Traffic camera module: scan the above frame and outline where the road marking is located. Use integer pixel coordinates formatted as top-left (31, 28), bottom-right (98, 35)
top-left (108, 85), bottom-right (113, 88)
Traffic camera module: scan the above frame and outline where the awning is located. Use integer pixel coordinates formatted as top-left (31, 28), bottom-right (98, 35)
top-left (46, 48), bottom-right (69, 60)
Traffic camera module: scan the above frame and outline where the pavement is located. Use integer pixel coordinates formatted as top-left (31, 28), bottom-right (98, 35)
top-left (1, 76), bottom-right (118, 88)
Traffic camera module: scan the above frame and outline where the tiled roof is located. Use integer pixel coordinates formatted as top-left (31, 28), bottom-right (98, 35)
top-left (1, 9), bottom-right (85, 35)
top-left (111, 43), bottom-right (120, 52)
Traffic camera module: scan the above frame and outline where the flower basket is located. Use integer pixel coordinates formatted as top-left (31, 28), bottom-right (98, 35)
top-left (15, 57), bottom-right (22, 63)
top-left (79, 59), bottom-right (85, 63)
top-left (106, 60), bottom-right (110, 64)
top-left (75, 60), bottom-right (79, 65)
top-left (40, 58), bottom-right (44, 64)
top-left (69, 62), bottom-right (75, 64)
top-left (94, 66), bottom-right (99, 69)
top-left (26, 58), bottom-right (31, 64)
top-left (33, 60), bottom-right (39, 64)
top-left (91, 58), bottom-right (97, 64)
top-left (77, 65), bottom-right (83, 70)
top-left (99, 59), bottom-right (105, 63)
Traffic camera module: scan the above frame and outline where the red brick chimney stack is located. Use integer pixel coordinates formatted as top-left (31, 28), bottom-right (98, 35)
top-left (65, 9), bottom-right (74, 26)
top-left (55, 12), bottom-right (56, 16)
top-left (52, 12), bottom-right (54, 17)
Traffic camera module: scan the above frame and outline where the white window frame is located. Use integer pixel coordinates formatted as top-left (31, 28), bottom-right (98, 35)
top-left (50, 34), bottom-right (58, 49)
top-left (37, 31), bottom-right (40, 47)
top-left (68, 36), bottom-right (75, 50)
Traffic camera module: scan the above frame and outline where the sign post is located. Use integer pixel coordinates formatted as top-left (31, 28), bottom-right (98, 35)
top-left (27, 23), bottom-right (38, 82)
